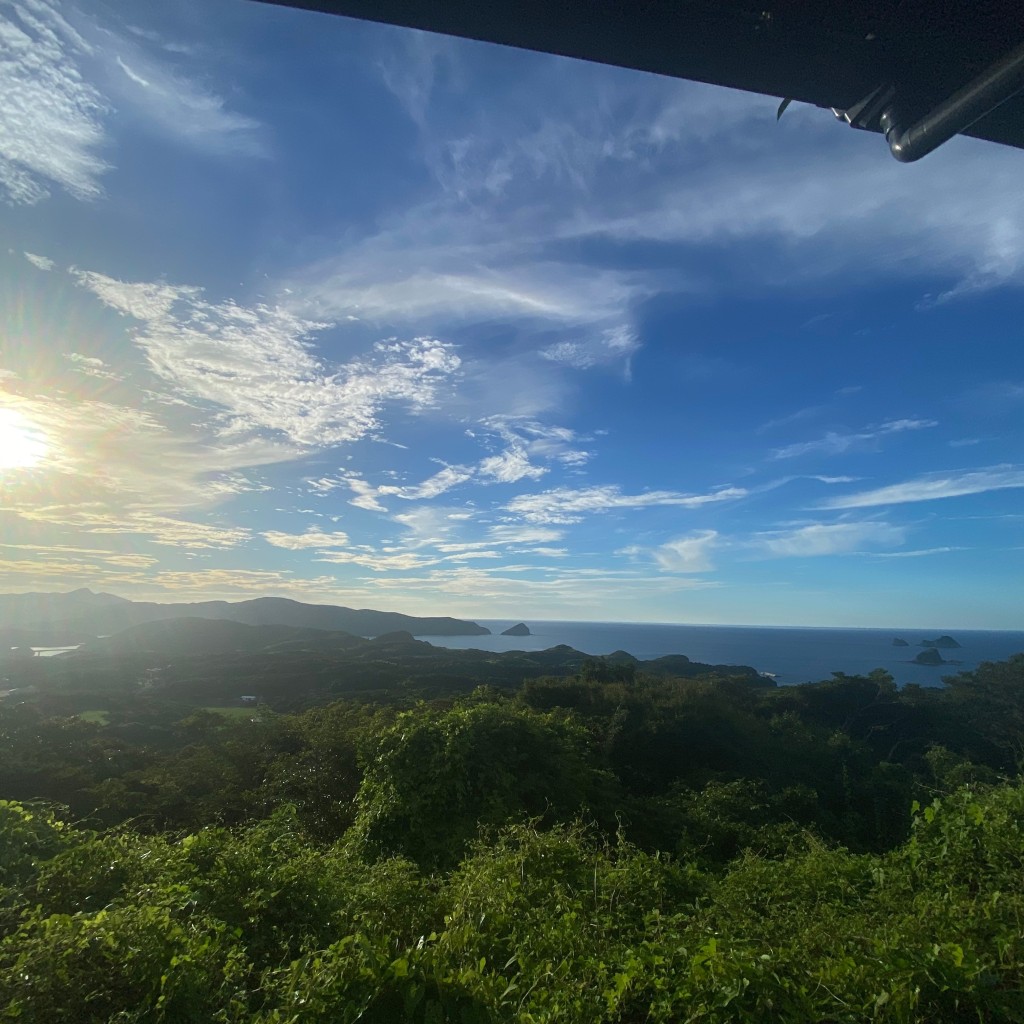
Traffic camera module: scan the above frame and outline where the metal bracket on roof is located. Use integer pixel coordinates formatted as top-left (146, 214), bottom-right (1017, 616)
top-left (832, 41), bottom-right (1024, 162)
top-left (879, 40), bottom-right (1024, 162)
top-left (831, 83), bottom-right (895, 132)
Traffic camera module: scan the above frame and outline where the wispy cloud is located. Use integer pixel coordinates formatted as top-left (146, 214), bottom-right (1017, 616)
top-left (756, 521), bottom-right (906, 557)
top-left (74, 270), bottom-right (462, 449)
top-left (262, 528), bottom-right (351, 550)
top-left (872, 547), bottom-right (967, 558)
top-left (356, 564), bottom-right (720, 618)
top-left (0, 541), bottom-right (157, 569)
top-left (333, 416), bottom-right (583, 512)
top-left (0, 0), bottom-right (264, 206)
top-left (480, 417), bottom-right (592, 470)
top-left (561, 103), bottom-right (1024, 302)
top-left (379, 464), bottom-right (475, 500)
top-left (66, 352), bottom-right (124, 381)
top-left (621, 530), bottom-right (719, 573)
top-left (119, 569), bottom-right (355, 601)
top-left (314, 549), bottom-right (439, 571)
top-left (771, 419), bottom-right (937, 460)
top-left (0, 0), bottom-right (108, 203)
top-left (505, 484), bottom-right (747, 524)
top-left (338, 466), bottom-right (475, 511)
top-left (822, 466), bottom-right (1024, 509)
top-left (540, 327), bottom-right (641, 372)
top-left (9, 506), bottom-right (251, 549)
top-left (23, 251), bottom-right (55, 270)
top-left (478, 449), bottom-right (547, 483)
top-left (755, 404), bottom-right (827, 435)
top-left (103, 37), bottom-right (264, 156)
top-left (287, 232), bottom-right (649, 350)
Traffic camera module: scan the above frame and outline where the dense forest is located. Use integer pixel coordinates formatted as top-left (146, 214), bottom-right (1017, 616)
top-left (2, 652), bottom-right (1023, 1021)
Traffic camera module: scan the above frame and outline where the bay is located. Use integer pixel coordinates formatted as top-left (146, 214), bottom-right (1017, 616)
top-left (418, 621), bottom-right (1024, 687)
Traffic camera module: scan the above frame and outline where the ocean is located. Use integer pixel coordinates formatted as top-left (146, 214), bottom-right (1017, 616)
top-left (417, 621), bottom-right (1024, 687)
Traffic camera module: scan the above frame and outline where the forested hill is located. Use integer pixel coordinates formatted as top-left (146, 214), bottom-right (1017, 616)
top-left (0, 615), bottom-right (763, 708)
top-left (0, 588), bottom-right (491, 639)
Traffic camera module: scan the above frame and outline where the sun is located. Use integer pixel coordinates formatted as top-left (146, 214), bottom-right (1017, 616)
top-left (0, 408), bottom-right (50, 470)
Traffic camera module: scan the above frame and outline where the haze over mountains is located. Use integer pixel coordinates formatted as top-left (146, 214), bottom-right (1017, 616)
top-left (0, 589), bottom-right (491, 643)
top-left (0, 601), bottom-right (763, 710)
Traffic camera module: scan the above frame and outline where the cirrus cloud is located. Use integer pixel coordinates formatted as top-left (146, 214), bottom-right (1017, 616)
top-left (505, 484), bottom-right (747, 524)
top-left (821, 466), bottom-right (1024, 509)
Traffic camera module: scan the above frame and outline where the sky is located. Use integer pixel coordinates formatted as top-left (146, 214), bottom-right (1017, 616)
top-left (0, 0), bottom-right (1022, 628)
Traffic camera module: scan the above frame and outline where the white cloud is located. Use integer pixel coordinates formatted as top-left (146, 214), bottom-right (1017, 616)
top-left (379, 464), bottom-right (474, 500)
top-left (342, 475), bottom-right (389, 512)
top-left (433, 525), bottom-right (564, 554)
top-left (74, 270), bottom-right (462, 449)
top-left (505, 484), bottom-right (747, 524)
top-left (330, 420), bottom-right (573, 513)
top-left (540, 327), bottom-right (640, 372)
top-left (643, 530), bottom-right (719, 573)
top-left (125, 569), bottom-right (352, 600)
top-left (306, 476), bottom-right (346, 495)
top-left (262, 528), bottom-right (351, 550)
top-left (872, 547), bottom-right (967, 558)
top-left (0, 0), bottom-right (263, 206)
top-left (315, 549), bottom-right (439, 571)
top-left (0, 540), bottom-right (158, 569)
top-left (821, 466), bottom-right (1024, 509)
top-left (478, 448), bottom-right (547, 484)
top-left (355, 564), bottom-right (719, 616)
top-left (8, 505), bottom-right (251, 549)
top-left (67, 352), bottom-right (104, 368)
top-left (481, 417), bottom-right (592, 470)
top-left (391, 505), bottom-right (475, 544)
top-left (102, 37), bottom-right (263, 157)
top-left (564, 107), bottom-right (1024, 301)
top-left (115, 55), bottom-right (148, 87)
top-left (289, 239), bottom-right (647, 339)
top-left (771, 419), bottom-right (936, 460)
top-left (0, 0), bottom-right (108, 203)
top-left (339, 466), bottom-right (475, 511)
top-left (540, 341), bottom-right (595, 369)
top-left (65, 351), bottom-right (124, 381)
top-left (23, 251), bottom-right (55, 270)
top-left (487, 525), bottom-right (563, 545)
top-left (756, 521), bottom-right (906, 557)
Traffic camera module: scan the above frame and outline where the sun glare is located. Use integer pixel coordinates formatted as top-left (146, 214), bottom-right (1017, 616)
top-left (0, 408), bottom-right (49, 470)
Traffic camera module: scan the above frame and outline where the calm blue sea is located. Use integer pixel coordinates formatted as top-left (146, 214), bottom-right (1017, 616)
top-left (417, 622), bottom-right (1024, 687)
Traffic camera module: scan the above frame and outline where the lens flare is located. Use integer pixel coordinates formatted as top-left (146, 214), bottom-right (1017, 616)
top-left (0, 408), bottom-right (49, 470)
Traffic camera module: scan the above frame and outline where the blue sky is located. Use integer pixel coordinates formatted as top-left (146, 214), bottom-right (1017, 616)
top-left (1, 0), bottom-right (1022, 627)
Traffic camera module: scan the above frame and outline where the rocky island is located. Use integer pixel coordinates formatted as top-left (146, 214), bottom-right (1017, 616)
top-left (920, 635), bottom-right (961, 649)
top-left (913, 648), bottom-right (948, 666)
top-left (891, 637), bottom-right (909, 647)
top-left (501, 623), bottom-right (531, 636)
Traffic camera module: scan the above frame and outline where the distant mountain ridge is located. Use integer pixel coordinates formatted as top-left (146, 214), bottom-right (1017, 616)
top-left (0, 589), bottom-right (491, 640)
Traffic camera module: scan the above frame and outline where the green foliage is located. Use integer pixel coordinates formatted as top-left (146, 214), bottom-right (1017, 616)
top-left (0, 903), bottom-right (250, 1023)
top-left (2, 784), bottom-right (1024, 1022)
top-left (2, 655), bottom-right (1024, 1021)
top-left (0, 800), bottom-right (77, 890)
top-left (436, 822), bottom-right (702, 1022)
top-left (350, 698), bottom-right (615, 869)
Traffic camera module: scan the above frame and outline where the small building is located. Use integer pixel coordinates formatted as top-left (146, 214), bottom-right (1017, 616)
top-left (239, 695), bottom-right (259, 706)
